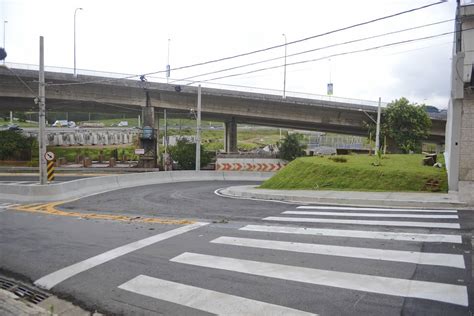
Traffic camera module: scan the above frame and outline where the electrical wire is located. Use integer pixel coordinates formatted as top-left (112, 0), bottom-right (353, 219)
top-left (46, 1), bottom-right (447, 87)
top-left (2, 65), bottom-right (38, 96)
top-left (189, 29), bottom-right (461, 85)
top-left (169, 19), bottom-right (453, 84)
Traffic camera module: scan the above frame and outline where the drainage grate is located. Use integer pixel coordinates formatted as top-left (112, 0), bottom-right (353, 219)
top-left (0, 276), bottom-right (49, 305)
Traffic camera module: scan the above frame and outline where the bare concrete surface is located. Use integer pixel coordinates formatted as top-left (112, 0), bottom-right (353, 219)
top-left (0, 289), bottom-right (49, 316)
top-left (0, 288), bottom-right (101, 316)
top-left (219, 185), bottom-right (469, 209)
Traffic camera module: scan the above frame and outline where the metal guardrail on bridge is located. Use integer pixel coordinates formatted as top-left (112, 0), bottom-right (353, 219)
top-left (5, 62), bottom-right (390, 108)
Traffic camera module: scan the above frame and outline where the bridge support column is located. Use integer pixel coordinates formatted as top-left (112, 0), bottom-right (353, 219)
top-left (224, 117), bottom-right (238, 153)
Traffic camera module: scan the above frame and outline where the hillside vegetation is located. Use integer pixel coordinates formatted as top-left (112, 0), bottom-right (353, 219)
top-left (260, 154), bottom-right (448, 192)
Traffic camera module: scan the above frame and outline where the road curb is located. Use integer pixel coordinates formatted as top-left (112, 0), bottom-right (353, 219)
top-left (219, 185), bottom-right (469, 209)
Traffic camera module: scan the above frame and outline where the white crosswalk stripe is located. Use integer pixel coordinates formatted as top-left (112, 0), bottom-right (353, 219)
top-left (170, 252), bottom-right (468, 307)
top-left (283, 210), bottom-right (458, 219)
top-left (119, 275), bottom-right (317, 315)
top-left (297, 205), bottom-right (458, 213)
top-left (240, 224), bottom-right (463, 243)
top-left (263, 216), bottom-right (461, 229)
top-left (211, 236), bottom-right (465, 269)
top-left (118, 204), bottom-right (466, 314)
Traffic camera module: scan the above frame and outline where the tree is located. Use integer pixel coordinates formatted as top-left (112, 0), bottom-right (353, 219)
top-left (0, 48), bottom-right (6, 61)
top-left (277, 133), bottom-right (306, 161)
top-left (169, 139), bottom-right (211, 170)
top-left (383, 97), bottom-right (431, 153)
top-left (0, 130), bottom-right (36, 160)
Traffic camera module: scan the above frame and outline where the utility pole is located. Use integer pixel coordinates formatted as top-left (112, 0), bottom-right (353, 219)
top-left (195, 85), bottom-right (201, 171)
top-left (38, 36), bottom-right (47, 185)
top-left (375, 97), bottom-right (382, 156)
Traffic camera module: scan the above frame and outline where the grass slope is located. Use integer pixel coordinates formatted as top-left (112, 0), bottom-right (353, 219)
top-left (260, 154), bottom-right (448, 192)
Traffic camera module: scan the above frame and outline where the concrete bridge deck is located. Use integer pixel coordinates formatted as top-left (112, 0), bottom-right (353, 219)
top-left (0, 66), bottom-right (446, 145)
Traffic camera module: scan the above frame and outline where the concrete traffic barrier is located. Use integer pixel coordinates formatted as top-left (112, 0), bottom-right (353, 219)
top-left (0, 171), bottom-right (273, 202)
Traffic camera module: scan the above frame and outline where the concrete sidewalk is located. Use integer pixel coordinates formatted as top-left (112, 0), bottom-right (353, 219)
top-left (219, 185), bottom-right (470, 209)
top-left (0, 289), bottom-right (101, 316)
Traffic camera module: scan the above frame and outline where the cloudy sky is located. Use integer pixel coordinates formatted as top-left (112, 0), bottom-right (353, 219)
top-left (1, 0), bottom-right (458, 108)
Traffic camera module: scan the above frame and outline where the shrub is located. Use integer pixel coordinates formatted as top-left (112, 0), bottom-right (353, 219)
top-left (277, 133), bottom-right (306, 161)
top-left (328, 156), bottom-right (347, 163)
top-left (0, 131), bottom-right (36, 161)
top-left (169, 139), bottom-right (211, 170)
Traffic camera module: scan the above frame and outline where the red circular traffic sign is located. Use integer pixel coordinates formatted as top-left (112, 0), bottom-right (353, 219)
top-left (44, 151), bottom-right (55, 161)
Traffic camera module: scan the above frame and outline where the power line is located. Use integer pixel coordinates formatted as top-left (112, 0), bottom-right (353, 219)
top-left (190, 29), bottom-right (458, 85)
top-left (169, 19), bottom-right (453, 84)
top-left (2, 65), bottom-right (38, 96)
top-left (47, 1), bottom-right (447, 87)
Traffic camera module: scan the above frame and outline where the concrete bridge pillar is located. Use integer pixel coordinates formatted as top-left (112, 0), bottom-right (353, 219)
top-left (224, 117), bottom-right (238, 153)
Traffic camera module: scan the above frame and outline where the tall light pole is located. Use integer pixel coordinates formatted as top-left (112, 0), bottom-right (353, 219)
top-left (195, 85), bottom-right (202, 171)
top-left (3, 20), bottom-right (7, 64)
top-left (73, 8), bottom-right (83, 77)
top-left (166, 38), bottom-right (171, 83)
top-left (282, 33), bottom-right (287, 99)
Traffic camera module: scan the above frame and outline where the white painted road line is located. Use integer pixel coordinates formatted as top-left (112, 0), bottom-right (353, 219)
top-left (211, 236), bottom-right (465, 269)
top-left (171, 252), bottom-right (468, 306)
top-left (297, 206), bottom-right (458, 213)
top-left (263, 217), bottom-right (461, 229)
top-left (283, 211), bottom-right (458, 219)
top-left (240, 225), bottom-right (462, 244)
top-left (34, 222), bottom-right (208, 290)
top-left (119, 275), bottom-right (317, 316)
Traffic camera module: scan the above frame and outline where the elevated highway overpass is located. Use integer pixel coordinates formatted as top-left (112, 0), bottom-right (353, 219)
top-left (0, 65), bottom-right (446, 152)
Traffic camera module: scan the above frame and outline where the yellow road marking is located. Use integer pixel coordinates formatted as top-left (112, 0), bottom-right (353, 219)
top-left (0, 173), bottom-right (112, 177)
top-left (12, 201), bottom-right (195, 225)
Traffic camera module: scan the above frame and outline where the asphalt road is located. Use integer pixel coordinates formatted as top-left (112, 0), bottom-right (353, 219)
top-left (0, 181), bottom-right (472, 315)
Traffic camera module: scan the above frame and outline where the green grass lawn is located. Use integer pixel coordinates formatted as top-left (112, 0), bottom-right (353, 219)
top-left (260, 154), bottom-right (448, 192)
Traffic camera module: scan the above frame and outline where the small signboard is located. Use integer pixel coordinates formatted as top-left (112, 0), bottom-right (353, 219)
top-left (44, 151), bottom-right (55, 161)
top-left (327, 83), bottom-right (333, 96)
top-left (135, 148), bottom-right (145, 155)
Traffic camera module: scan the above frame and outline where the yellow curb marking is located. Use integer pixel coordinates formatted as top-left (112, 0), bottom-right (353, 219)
top-left (12, 201), bottom-right (195, 225)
